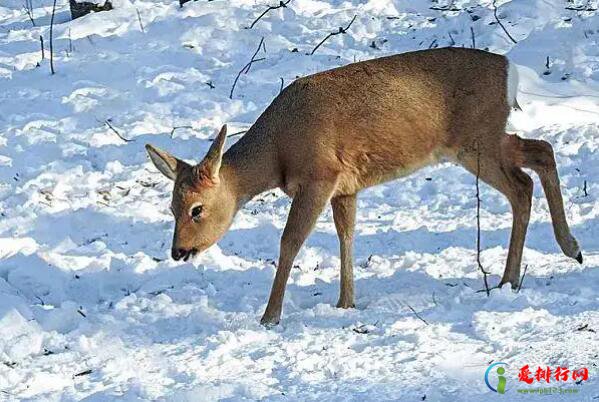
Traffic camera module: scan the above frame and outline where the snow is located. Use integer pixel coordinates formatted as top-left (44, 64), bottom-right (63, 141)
top-left (0, 0), bottom-right (598, 400)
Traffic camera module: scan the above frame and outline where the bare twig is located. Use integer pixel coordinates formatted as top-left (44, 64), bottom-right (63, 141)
top-left (516, 264), bottom-right (529, 293)
top-left (136, 8), bottom-right (144, 33)
top-left (209, 130), bottom-right (247, 141)
top-left (448, 31), bottom-right (455, 46)
top-left (230, 37), bottom-right (265, 99)
top-left (430, 6), bottom-right (461, 11)
top-left (476, 285), bottom-right (500, 293)
top-left (228, 130), bottom-right (247, 138)
top-left (476, 139), bottom-right (491, 296)
top-left (49, 0), bottom-right (57, 74)
top-left (492, 0), bottom-right (517, 44)
top-left (403, 302), bottom-right (429, 325)
top-left (279, 77), bottom-right (284, 93)
top-left (309, 15), bottom-right (357, 55)
top-left (170, 125), bottom-right (194, 138)
top-left (24, 0), bottom-right (35, 26)
top-left (68, 28), bottom-right (72, 55)
top-left (248, 0), bottom-right (291, 29)
top-left (470, 26), bottom-right (476, 48)
top-left (73, 369), bottom-right (92, 377)
top-left (40, 35), bottom-right (45, 60)
top-left (104, 119), bottom-right (133, 142)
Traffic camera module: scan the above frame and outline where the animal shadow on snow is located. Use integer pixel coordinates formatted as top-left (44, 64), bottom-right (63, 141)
top-left (0, 206), bottom-right (596, 345)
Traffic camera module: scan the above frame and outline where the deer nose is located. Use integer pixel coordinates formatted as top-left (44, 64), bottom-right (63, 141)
top-left (171, 248), bottom-right (188, 261)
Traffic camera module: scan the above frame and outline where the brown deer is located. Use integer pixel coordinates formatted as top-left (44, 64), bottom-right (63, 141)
top-left (145, 48), bottom-right (582, 326)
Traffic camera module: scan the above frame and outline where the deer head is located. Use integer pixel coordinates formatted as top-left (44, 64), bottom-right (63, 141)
top-left (145, 125), bottom-right (237, 261)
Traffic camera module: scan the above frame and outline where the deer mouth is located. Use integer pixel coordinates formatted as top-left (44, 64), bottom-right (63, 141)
top-left (172, 248), bottom-right (198, 261)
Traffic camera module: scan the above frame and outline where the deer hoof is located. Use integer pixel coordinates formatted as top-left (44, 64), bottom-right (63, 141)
top-left (260, 314), bottom-right (280, 327)
top-left (336, 300), bottom-right (355, 309)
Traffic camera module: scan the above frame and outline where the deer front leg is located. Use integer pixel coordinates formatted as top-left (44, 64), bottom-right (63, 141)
top-left (260, 181), bottom-right (335, 326)
top-left (331, 194), bottom-right (356, 308)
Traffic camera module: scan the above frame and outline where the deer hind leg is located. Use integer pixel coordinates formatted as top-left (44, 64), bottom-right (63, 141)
top-left (260, 181), bottom-right (335, 326)
top-left (460, 138), bottom-right (534, 289)
top-left (515, 137), bottom-right (582, 263)
top-left (331, 194), bottom-right (357, 309)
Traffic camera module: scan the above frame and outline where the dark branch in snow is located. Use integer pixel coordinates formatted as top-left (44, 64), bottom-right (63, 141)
top-left (49, 0), bottom-right (57, 74)
top-left (279, 77), bottom-right (284, 93)
top-left (404, 302), bottom-right (429, 325)
top-left (23, 0), bottom-right (35, 26)
top-left (209, 130), bottom-right (247, 141)
top-left (136, 8), bottom-right (144, 33)
top-left (516, 264), bottom-right (529, 293)
top-left (476, 139), bottom-right (491, 296)
top-left (309, 15), bottom-right (357, 56)
top-left (68, 28), bottom-right (73, 56)
top-left (230, 37), bottom-right (265, 99)
top-left (470, 26), bottom-right (476, 48)
top-left (73, 369), bottom-right (92, 377)
top-left (448, 31), bottom-right (455, 46)
top-left (492, 0), bottom-right (518, 44)
top-left (170, 125), bottom-right (194, 138)
top-left (104, 119), bottom-right (133, 142)
top-left (430, 5), bottom-right (460, 11)
top-left (39, 35), bottom-right (45, 60)
top-left (248, 0), bottom-right (291, 29)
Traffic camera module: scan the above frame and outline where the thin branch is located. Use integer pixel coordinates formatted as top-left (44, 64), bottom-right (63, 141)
top-left (516, 264), bottom-right (529, 293)
top-left (429, 6), bottom-right (460, 11)
top-left (49, 0), bottom-right (57, 74)
top-left (230, 37), bottom-right (265, 99)
top-left (279, 77), bottom-right (284, 93)
top-left (476, 139), bottom-right (491, 296)
top-left (40, 35), bottom-right (45, 60)
top-left (403, 302), bottom-right (428, 325)
top-left (68, 28), bottom-right (72, 55)
top-left (492, 0), bottom-right (517, 44)
top-left (209, 130), bottom-right (247, 141)
top-left (448, 31), bottom-right (455, 46)
top-left (228, 130), bottom-right (247, 138)
top-left (248, 0), bottom-right (291, 29)
top-left (104, 119), bottom-right (133, 142)
top-left (136, 8), bottom-right (144, 33)
top-left (470, 26), bottom-right (476, 48)
top-left (170, 125), bottom-right (194, 138)
top-left (309, 14), bottom-right (357, 55)
top-left (23, 0), bottom-right (36, 26)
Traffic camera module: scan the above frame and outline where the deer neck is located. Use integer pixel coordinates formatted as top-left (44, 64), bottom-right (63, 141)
top-left (220, 131), bottom-right (280, 208)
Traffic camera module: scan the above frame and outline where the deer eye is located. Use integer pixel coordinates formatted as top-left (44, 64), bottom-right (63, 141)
top-left (190, 205), bottom-right (203, 221)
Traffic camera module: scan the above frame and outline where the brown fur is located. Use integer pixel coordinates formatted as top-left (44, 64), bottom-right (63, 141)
top-left (146, 48), bottom-right (581, 326)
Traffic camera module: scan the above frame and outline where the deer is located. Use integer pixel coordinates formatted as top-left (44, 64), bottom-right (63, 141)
top-left (145, 48), bottom-right (583, 326)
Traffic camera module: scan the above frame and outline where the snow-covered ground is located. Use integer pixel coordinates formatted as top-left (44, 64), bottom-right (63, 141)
top-left (0, 0), bottom-right (598, 400)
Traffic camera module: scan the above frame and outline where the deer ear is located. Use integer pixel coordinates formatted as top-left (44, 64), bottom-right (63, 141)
top-left (197, 124), bottom-right (228, 182)
top-left (145, 144), bottom-right (184, 181)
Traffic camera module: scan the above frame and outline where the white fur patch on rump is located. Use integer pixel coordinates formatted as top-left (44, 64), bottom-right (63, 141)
top-left (506, 59), bottom-right (519, 108)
